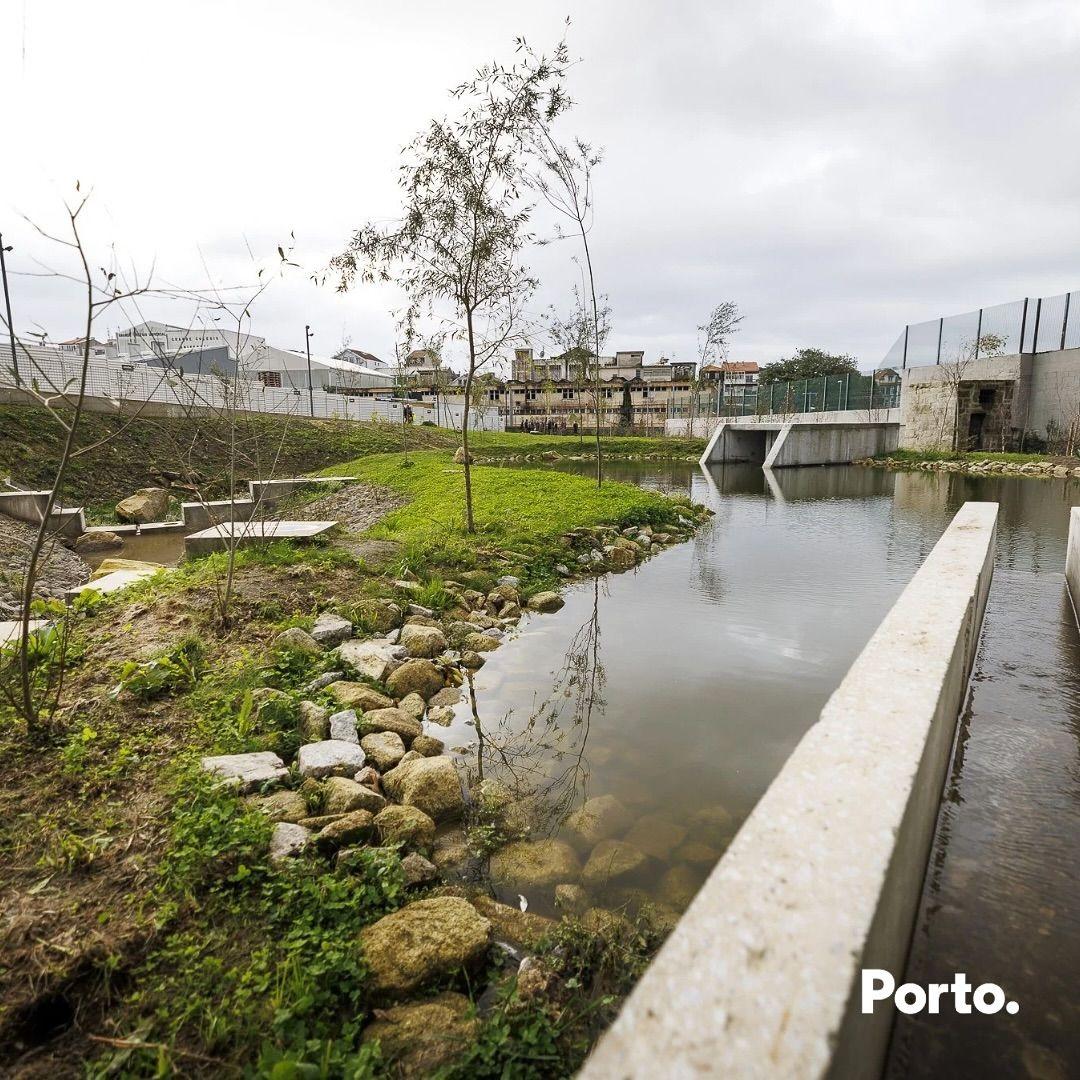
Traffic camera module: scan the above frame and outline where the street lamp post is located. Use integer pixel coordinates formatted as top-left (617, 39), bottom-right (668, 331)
top-left (0, 234), bottom-right (19, 388)
top-left (304, 324), bottom-right (315, 418)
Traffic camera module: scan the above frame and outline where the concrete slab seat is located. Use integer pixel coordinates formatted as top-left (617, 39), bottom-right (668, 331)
top-left (581, 501), bottom-right (998, 1080)
top-left (184, 519), bottom-right (338, 556)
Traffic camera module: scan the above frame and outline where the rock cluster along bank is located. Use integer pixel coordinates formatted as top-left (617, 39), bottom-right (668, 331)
top-left (195, 500), bottom-right (711, 1071)
top-left (855, 456), bottom-right (1080, 479)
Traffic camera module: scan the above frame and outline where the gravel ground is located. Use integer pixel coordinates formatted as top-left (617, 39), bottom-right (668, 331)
top-left (0, 515), bottom-right (91, 615)
top-left (293, 482), bottom-right (405, 534)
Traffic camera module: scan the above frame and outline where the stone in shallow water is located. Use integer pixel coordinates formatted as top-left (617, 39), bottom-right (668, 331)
top-left (328, 708), bottom-right (359, 744)
top-left (623, 814), bottom-right (687, 860)
top-left (398, 692), bottom-right (427, 720)
top-left (470, 894), bottom-right (556, 949)
top-left (269, 821), bottom-right (310, 863)
top-left (528, 591), bottom-right (564, 613)
top-left (489, 839), bottom-right (582, 890)
top-left (200, 751), bottom-right (287, 793)
top-left (565, 794), bottom-right (633, 850)
top-left (657, 862), bottom-right (706, 911)
top-left (297, 739), bottom-right (365, 779)
top-left (581, 839), bottom-right (650, 888)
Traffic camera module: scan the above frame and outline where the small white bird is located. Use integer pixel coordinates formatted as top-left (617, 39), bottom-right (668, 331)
top-left (518, 894), bottom-right (529, 912)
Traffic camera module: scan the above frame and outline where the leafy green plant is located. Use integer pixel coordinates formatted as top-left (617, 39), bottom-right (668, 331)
top-left (111, 637), bottom-right (204, 700)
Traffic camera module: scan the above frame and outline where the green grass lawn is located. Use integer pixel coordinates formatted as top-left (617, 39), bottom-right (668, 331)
top-left (320, 449), bottom-right (694, 591)
top-left (464, 428), bottom-right (705, 458)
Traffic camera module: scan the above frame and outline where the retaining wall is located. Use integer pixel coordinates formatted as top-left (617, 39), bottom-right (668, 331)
top-left (1066, 507), bottom-right (1080, 624)
top-left (580, 500), bottom-right (998, 1080)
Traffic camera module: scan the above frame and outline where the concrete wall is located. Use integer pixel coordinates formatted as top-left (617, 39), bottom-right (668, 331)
top-left (0, 490), bottom-right (86, 538)
top-left (1067, 507), bottom-right (1080, 625)
top-left (765, 422), bottom-right (899, 468)
top-left (1024, 346), bottom-right (1080, 438)
top-left (580, 501), bottom-right (998, 1080)
top-left (900, 355), bottom-right (1024, 451)
top-left (669, 408), bottom-right (899, 439)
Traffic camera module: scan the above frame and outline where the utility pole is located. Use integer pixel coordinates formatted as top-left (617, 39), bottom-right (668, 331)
top-left (304, 324), bottom-right (315, 417)
top-left (0, 234), bottom-right (19, 388)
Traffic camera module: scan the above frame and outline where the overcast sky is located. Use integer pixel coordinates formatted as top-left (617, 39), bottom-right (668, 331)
top-left (2, 0), bottom-right (1079, 373)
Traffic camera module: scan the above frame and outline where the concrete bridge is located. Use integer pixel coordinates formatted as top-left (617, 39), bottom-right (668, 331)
top-left (697, 409), bottom-right (901, 469)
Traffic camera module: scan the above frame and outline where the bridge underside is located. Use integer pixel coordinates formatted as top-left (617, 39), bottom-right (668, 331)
top-left (700, 421), bottom-right (900, 469)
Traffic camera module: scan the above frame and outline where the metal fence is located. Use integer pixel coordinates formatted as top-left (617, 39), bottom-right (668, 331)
top-left (0, 351), bottom-right (504, 431)
top-left (669, 372), bottom-right (900, 420)
top-left (883, 291), bottom-right (1080, 369)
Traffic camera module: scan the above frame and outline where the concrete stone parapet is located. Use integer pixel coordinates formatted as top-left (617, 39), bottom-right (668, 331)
top-left (181, 498), bottom-right (257, 531)
top-left (247, 477), bottom-right (358, 502)
top-left (0, 490), bottom-right (86, 538)
top-left (184, 519), bottom-right (338, 556)
top-left (580, 501), bottom-right (998, 1080)
top-left (1066, 507), bottom-right (1080, 625)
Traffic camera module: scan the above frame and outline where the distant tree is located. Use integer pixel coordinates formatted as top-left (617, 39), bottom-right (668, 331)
top-left (331, 40), bottom-right (569, 532)
top-left (619, 381), bottom-right (633, 429)
top-left (697, 301), bottom-right (743, 367)
top-left (760, 347), bottom-right (860, 385)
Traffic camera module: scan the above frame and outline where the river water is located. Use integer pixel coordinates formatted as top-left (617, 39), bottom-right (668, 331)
top-left (435, 460), bottom-right (1080, 1075)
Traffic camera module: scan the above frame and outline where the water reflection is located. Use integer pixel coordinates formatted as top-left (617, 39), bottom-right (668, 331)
top-left (451, 460), bottom-right (1080, 1073)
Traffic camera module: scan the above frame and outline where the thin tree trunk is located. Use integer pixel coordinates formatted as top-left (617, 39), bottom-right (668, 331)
top-left (462, 306), bottom-right (476, 533)
top-left (579, 226), bottom-right (603, 487)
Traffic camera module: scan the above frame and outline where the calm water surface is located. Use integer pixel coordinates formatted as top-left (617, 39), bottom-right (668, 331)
top-left (438, 460), bottom-right (1080, 1074)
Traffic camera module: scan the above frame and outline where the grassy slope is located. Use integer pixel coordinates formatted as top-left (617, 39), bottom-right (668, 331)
top-left (0, 406), bottom-right (456, 507)
top-left (0, 451), bottom-right (698, 1076)
top-left (0, 405), bottom-right (703, 512)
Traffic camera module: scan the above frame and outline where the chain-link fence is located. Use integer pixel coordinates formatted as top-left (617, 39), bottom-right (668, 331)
top-left (669, 372), bottom-right (900, 420)
top-left (883, 291), bottom-right (1080, 369)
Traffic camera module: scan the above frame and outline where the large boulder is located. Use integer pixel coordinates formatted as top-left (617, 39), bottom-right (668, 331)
top-left (314, 809), bottom-right (375, 851)
top-left (298, 700), bottom-right (330, 742)
top-left (398, 692), bottom-right (427, 720)
top-left (327, 681), bottom-right (394, 713)
top-left (276, 626), bottom-right (323, 655)
top-left (200, 751), bottom-right (287, 793)
top-left (115, 487), bottom-right (169, 524)
top-left (361, 730), bottom-right (407, 771)
top-left (251, 789), bottom-right (309, 824)
top-left (528, 591), bottom-right (564, 613)
top-left (351, 598), bottom-right (404, 633)
top-left (375, 804), bottom-right (436, 849)
top-left (382, 756), bottom-right (464, 823)
top-left (311, 611), bottom-right (353, 646)
top-left (328, 709), bottom-right (360, 744)
top-left (296, 740), bottom-right (366, 780)
top-left (489, 839), bottom-right (581, 890)
top-left (399, 624), bottom-right (449, 659)
top-left (463, 632), bottom-right (501, 653)
top-left (269, 822), bottom-right (310, 863)
top-left (359, 896), bottom-right (491, 998)
top-left (564, 795), bottom-right (633, 851)
top-left (73, 530), bottom-right (124, 553)
top-left (360, 991), bottom-right (479, 1076)
top-left (358, 707), bottom-right (422, 743)
top-left (323, 775), bottom-right (386, 815)
top-left (338, 639), bottom-right (401, 683)
top-left (386, 659), bottom-right (444, 701)
top-left (581, 839), bottom-right (650, 889)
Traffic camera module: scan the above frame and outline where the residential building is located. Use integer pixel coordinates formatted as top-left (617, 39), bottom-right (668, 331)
top-left (335, 347), bottom-right (389, 369)
top-left (701, 361), bottom-right (760, 411)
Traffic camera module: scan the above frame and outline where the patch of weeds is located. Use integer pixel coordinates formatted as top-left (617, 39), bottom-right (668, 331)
top-left (412, 575), bottom-right (454, 613)
top-left (37, 827), bottom-right (114, 872)
top-left (107, 780), bottom-right (406, 1072)
top-left (111, 636), bottom-right (204, 700)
